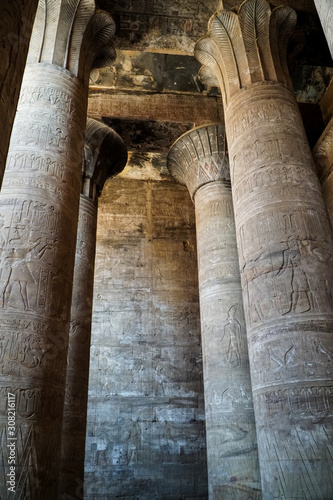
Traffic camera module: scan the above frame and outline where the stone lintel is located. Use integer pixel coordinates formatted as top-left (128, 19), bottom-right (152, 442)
top-left (88, 90), bottom-right (223, 125)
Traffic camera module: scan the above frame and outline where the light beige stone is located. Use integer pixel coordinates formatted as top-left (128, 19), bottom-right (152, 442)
top-left (168, 124), bottom-right (261, 499)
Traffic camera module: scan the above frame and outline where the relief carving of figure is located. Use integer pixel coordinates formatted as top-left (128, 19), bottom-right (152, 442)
top-left (0, 219), bottom-right (54, 311)
top-left (277, 236), bottom-right (313, 314)
top-left (221, 304), bottom-right (242, 367)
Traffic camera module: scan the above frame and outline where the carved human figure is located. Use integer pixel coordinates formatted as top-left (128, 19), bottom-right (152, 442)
top-left (277, 236), bottom-right (312, 314)
top-left (222, 305), bottom-right (242, 367)
top-left (195, 1), bottom-right (333, 498)
top-left (0, 3), bottom-right (117, 499)
top-left (168, 124), bottom-right (260, 499)
top-left (0, 222), bottom-right (54, 311)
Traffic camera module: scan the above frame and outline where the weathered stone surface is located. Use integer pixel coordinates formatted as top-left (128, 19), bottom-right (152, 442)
top-left (0, 2), bottom-right (116, 498)
top-left (96, 0), bottom-right (218, 53)
top-left (84, 175), bottom-right (208, 499)
top-left (314, 0), bottom-right (333, 59)
top-left (313, 116), bottom-right (333, 226)
top-left (168, 124), bottom-right (261, 499)
top-left (226, 84), bottom-right (333, 499)
top-left (91, 50), bottom-right (203, 94)
top-left (60, 119), bottom-right (127, 499)
top-left (88, 90), bottom-right (223, 124)
top-left (103, 118), bottom-right (193, 154)
top-left (196, 1), bottom-right (333, 498)
top-left (0, 64), bottom-right (86, 500)
top-left (0, 0), bottom-right (38, 187)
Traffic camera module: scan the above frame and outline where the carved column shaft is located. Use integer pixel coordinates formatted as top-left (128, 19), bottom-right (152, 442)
top-left (225, 81), bottom-right (333, 499)
top-left (195, 182), bottom-right (261, 499)
top-left (0, 2), bottom-right (116, 497)
top-left (168, 124), bottom-right (261, 499)
top-left (195, 1), bottom-right (333, 498)
top-left (0, 64), bottom-right (86, 499)
top-left (60, 118), bottom-right (127, 499)
top-left (0, 0), bottom-right (38, 186)
top-left (61, 194), bottom-right (97, 499)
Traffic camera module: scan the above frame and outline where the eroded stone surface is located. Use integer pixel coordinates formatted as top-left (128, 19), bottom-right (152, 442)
top-left (0, 1), bottom-right (38, 186)
top-left (84, 176), bottom-right (208, 499)
top-left (168, 125), bottom-right (261, 499)
top-left (196, 1), bottom-right (333, 498)
top-left (0, 1), bottom-right (116, 497)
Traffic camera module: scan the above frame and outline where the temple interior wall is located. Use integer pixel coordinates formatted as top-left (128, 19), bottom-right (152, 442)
top-left (84, 168), bottom-right (208, 499)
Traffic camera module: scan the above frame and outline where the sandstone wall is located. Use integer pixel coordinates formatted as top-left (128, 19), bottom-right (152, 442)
top-left (84, 174), bottom-right (208, 499)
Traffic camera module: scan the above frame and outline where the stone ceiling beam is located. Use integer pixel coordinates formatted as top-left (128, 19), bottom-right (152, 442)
top-left (88, 91), bottom-right (223, 124)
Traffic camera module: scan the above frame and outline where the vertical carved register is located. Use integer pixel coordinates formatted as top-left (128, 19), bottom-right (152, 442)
top-left (196, 1), bottom-right (333, 498)
top-left (0, 2), bottom-right (116, 498)
top-left (168, 124), bottom-right (261, 499)
top-left (0, 1), bottom-right (39, 186)
top-left (60, 118), bottom-right (127, 499)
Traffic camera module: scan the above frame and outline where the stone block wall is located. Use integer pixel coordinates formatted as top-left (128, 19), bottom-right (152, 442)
top-left (84, 174), bottom-right (208, 499)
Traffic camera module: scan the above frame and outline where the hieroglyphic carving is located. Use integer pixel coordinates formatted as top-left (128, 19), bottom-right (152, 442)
top-left (0, 0), bottom-right (39, 185)
top-left (250, 333), bottom-right (333, 389)
top-left (167, 127), bottom-right (260, 497)
top-left (253, 386), bottom-right (333, 498)
top-left (60, 119), bottom-right (127, 498)
top-left (195, 1), bottom-right (333, 496)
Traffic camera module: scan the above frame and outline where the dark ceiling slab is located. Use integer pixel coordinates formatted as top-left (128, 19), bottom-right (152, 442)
top-left (90, 51), bottom-right (203, 94)
top-left (102, 118), bottom-right (193, 153)
top-left (96, 0), bottom-right (217, 52)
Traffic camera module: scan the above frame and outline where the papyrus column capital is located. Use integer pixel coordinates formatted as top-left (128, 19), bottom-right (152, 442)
top-left (167, 124), bottom-right (229, 199)
top-left (60, 119), bottom-right (126, 498)
top-left (28, 0), bottom-right (116, 86)
top-left (195, 0), bottom-right (297, 106)
top-left (83, 118), bottom-right (127, 201)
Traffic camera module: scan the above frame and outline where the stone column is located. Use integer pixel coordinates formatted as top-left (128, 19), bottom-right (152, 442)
top-left (0, 0), bottom-right (39, 186)
top-left (196, 1), bottom-right (333, 498)
top-left (60, 118), bottom-right (127, 499)
top-left (313, 116), bottom-right (333, 227)
top-left (0, 3), bottom-right (116, 499)
top-left (313, 0), bottom-right (333, 59)
top-left (167, 124), bottom-right (261, 499)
